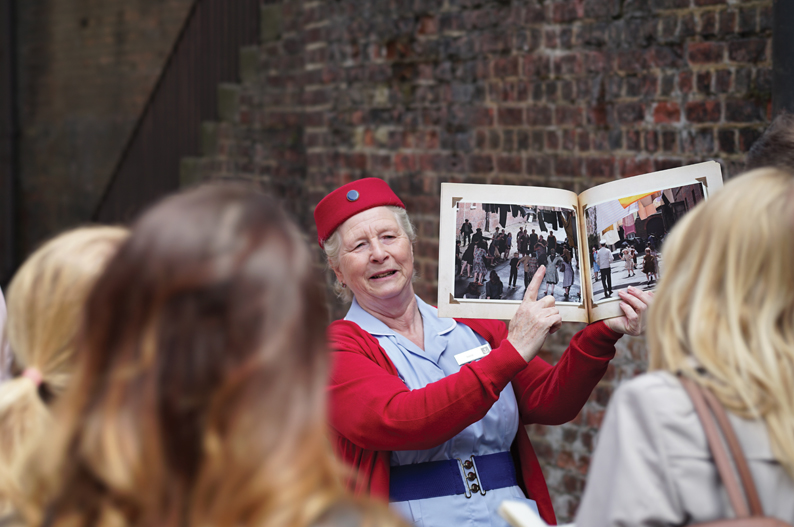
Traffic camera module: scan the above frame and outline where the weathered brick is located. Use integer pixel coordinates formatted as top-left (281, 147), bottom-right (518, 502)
top-left (728, 39), bottom-right (767, 63)
top-left (468, 154), bottom-right (494, 173)
top-left (619, 157), bottom-right (654, 177)
top-left (687, 41), bottom-right (724, 64)
top-left (685, 100), bottom-right (721, 123)
top-left (725, 99), bottom-right (765, 123)
top-left (737, 7), bottom-right (757, 34)
top-left (527, 106), bottom-right (554, 126)
top-left (651, 45), bottom-right (685, 69)
top-left (714, 69), bottom-right (731, 93)
top-left (546, 131), bottom-right (561, 150)
top-left (497, 155), bottom-right (523, 174)
top-left (759, 4), bottom-right (772, 31)
top-left (556, 106), bottom-right (583, 126)
top-left (646, 130), bottom-right (659, 153)
top-left (585, 157), bottom-right (614, 178)
top-left (717, 129), bottom-right (736, 154)
top-left (700, 10), bottom-right (717, 37)
top-left (394, 153), bottom-right (417, 172)
top-left (556, 156), bottom-right (582, 176)
top-left (498, 107), bottom-right (525, 126)
top-left (678, 71), bottom-right (692, 93)
top-left (526, 156), bottom-right (552, 175)
top-left (585, 0), bottom-right (621, 18)
top-left (493, 56), bottom-right (520, 78)
top-left (718, 9), bottom-right (736, 36)
top-left (696, 71), bottom-right (712, 94)
top-left (738, 127), bottom-right (763, 151)
top-left (615, 103), bottom-right (645, 124)
top-left (662, 130), bottom-right (678, 152)
top-left (681, 128), bottom-right (715, 154)
top-left (554, 54), bottom-right (581, 76)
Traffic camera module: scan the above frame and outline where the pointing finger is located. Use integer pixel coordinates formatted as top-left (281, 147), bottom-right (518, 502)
top-left (524, 265), bottom-right (546, 302)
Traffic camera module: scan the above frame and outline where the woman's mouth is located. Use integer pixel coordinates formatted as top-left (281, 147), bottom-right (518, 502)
top-left (370, 270), bottom-right (398, 280)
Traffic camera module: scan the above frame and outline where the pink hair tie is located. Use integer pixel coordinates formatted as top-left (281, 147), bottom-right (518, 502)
top-left (21, 367), bottom-right (43, 387)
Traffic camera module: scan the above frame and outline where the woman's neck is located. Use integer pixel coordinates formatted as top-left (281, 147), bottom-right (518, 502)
top-left (357, 291), bottom-right (425, 350)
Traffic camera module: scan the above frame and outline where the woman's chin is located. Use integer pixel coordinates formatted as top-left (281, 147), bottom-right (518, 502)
top-left (361, 278), bottom-right (412, 302)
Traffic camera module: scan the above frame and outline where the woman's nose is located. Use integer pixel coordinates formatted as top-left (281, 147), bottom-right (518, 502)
top-left (369, 240), bottom-right (388, 262)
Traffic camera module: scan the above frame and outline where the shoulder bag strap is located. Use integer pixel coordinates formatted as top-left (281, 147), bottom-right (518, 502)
top-left (699, 386), bottom-right (764, 515)
top-left (678, 376), bottom-right (753, 518)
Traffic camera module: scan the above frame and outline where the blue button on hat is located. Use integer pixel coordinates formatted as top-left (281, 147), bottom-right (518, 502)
top-left (346, 190), bottom-right (360, 202)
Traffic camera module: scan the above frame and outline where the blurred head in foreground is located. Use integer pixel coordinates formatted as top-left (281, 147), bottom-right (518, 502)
top-left (0, 226), bottom-right (128, 508)
top-left (745, 111), bottom-right (794, 173)
top-left (20, 184), bottom-right (403, 527)
top-left (648, 167), bottom-right (794, 476)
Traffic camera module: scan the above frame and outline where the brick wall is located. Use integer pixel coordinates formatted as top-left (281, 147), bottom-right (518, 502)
top-left (193, 0), bottom-right (773, 521)
top-left (16, 0), bottom-right (193, 255)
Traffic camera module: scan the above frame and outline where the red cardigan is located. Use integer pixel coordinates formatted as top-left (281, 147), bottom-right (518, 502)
top-left (327, 318), bottom-right (621, 525)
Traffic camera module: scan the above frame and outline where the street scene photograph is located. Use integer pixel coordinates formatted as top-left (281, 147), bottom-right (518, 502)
top-left (585, 182), bottom-right (705, 302)
top-left (452, 202), bottom-right (582, 304)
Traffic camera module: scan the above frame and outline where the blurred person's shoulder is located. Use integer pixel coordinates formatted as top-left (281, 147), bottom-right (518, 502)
top-left (608, 371), bottom-right (695, 426)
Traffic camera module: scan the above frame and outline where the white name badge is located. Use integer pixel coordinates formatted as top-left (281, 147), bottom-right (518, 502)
top-left (454, 343), bottom-right (492, 366)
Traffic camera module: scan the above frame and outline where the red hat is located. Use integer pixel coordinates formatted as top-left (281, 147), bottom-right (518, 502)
top-left (314, 178), bottom-right (405, 247)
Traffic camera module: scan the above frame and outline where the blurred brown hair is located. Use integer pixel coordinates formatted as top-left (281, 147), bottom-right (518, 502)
top-left (18, 184), bottom-right (402, 527)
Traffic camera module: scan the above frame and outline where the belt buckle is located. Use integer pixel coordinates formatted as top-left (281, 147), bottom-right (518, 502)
top-left (456, 455), bottom-right (486, 499)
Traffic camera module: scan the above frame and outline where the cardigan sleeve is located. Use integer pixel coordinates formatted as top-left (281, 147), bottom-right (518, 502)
top-left (327, 322), bottom-right (527, 452)
top-left (512, 321), bottom-right (621, 425)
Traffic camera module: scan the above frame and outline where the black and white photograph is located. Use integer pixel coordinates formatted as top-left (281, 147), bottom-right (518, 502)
top-left (453, 202), bottom-right (581, 304)
top-left (585, 182), bottom-right (705, 303)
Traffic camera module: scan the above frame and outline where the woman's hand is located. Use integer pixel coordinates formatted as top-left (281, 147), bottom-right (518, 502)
top-left (603, 287), bottom-right (654, 336)
top-left (507, 266), bottom-right (562, 363)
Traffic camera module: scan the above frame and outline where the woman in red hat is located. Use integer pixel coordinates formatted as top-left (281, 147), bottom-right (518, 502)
top-left (314, 178), bottom-right (653, 527)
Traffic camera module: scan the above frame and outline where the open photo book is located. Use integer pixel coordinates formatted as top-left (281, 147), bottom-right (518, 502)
top-left (437, 161), bottom-right (723, 323)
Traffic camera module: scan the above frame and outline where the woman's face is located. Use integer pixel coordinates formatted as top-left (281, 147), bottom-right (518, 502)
top-left (332, 207), bottom-right (414, 306)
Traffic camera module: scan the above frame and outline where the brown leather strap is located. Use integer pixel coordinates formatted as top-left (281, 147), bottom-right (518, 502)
top-left (679, 376), bottom-right (751, 518)
top-left (700, 386), bottom-right (765, 516)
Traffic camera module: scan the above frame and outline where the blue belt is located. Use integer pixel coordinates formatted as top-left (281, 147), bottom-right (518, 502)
top-left (389, 451), bottom-right (517, 502)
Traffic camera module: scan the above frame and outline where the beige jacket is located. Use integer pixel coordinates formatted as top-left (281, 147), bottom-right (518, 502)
top-left (576, 371), bottom-right (794, 527)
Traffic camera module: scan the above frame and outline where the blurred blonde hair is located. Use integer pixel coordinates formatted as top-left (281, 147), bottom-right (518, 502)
top-left (0, 226), bottom-right (128, 511)
top-left (647, 167), bottom-right (794, 477)
top-left (15, 185), bottom-right (405, 527)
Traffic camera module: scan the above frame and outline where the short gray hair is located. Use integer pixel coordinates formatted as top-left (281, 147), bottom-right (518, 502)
top-left (323, 206), bottom-right (416, 302)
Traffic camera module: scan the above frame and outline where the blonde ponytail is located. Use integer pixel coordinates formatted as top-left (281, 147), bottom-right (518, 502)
top-left (0, 226), bottom-right (128, 512)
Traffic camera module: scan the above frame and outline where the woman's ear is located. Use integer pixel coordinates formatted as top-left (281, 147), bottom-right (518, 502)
top-left (332, 266), bottom-right (345, 285)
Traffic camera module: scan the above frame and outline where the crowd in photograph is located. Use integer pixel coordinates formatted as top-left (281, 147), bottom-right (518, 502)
top-left (456, 221), bottom-right (578, 301)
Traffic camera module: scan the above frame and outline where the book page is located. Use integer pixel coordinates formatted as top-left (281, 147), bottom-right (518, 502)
top-left (438, 183), bottom-right (588, 322)
top-left (578, 161), bottom-right (723, 322)
top-left (498, 500), bottom-right (549, 527)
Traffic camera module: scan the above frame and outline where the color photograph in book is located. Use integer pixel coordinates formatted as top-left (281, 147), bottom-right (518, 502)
top-left (454, 203), bottom-right (581, 305)
top-left (584, 182), bottom-right (706, 303)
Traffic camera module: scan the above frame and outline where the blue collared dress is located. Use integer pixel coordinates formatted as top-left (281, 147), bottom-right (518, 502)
top-left (344, 296), bottom-right (540, 527)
